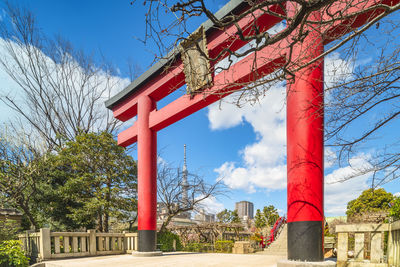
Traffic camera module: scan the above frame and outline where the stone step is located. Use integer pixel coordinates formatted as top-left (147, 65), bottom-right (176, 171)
top-left (260, 223), bottom-right (288, 256)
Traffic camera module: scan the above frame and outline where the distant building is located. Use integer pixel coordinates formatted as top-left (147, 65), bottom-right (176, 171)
top-left (157, 202), bottom-right (191, 221)
top-left (156, 202), bottom-right (196, 229)
top-left (194, 209), bottom-right (215, 223)
top-left (235, 201), bottom-right (254, 220)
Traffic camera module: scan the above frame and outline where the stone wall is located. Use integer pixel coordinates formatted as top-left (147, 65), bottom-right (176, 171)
top-left (347, 211), bottom-right (388, 224)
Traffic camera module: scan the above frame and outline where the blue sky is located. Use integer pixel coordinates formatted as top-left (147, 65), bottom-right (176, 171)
top-left (0, 0), bottom-right (399, 217)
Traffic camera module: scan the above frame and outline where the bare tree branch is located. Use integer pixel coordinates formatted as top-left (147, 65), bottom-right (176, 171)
top-left (0, 3), bottom-right (131, 151)
top-left (157, 161), bottom-right (227, 232)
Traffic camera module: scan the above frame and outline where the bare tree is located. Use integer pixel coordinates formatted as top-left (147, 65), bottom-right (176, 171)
top-left (324, 30), bottom-right (400, 187)
top-left (0, 128), bottom-right (44, 229)
top-left (132, 0), bottom-right (400, 96)
top-left (169, 222), bottom-right (246, 245)
top-left (0, 3), bottom-right (130, 150)
top-left (157, 161), bottom-right (226, 232)
top-left (133, 0), bottom-right (400, 186)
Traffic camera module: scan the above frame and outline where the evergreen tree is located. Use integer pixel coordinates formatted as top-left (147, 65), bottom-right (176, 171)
top-left (217, 209), bottom-right (231, 223)
top-left (216, 209), bottom-right (241, 224)
top-left (254, 209), bottom-right (266, 229)
top-left (346, 188), bottom-right (393, 218)
top-left (389, 196), bottom-right (400, 220)
top-left (263, 205), bottom-right (279, 226)
top-left (41, 132), bottom-right (137, 231)
top-left (231, 210), bottom-right (241, 223)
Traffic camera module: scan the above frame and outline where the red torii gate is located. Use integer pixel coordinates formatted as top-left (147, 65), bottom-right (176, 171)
top-left (106, 0), bottom-right (398, 262)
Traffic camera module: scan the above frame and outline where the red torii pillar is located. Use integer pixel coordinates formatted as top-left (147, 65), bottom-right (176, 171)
top-left (286, 7), bottom-right (325, 261)
top-left (137, 95), bottom-right (158, 252)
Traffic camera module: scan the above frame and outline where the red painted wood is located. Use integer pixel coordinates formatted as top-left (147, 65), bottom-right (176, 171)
top-left (322, 0), bottom-right (400, 43)
top-left (207, 4), bottom-right (285, 59)
top-left (118, 41), bottom-right (286, 147)
top-left (113, 61), bottom-right (185, 122)
top-left (116, 0), bottom-right (400, 146)
top-left (137, 95), bottom-right (157, 231)
top-left (149, 45), bottom-right (286, 132)
top-left (112, 5), bottom-right (285, 121)
top-left (286, 8), bottom-right (324, 223)
top-left (112, 0), bottom-right (400, 123)
top-left (118, 122), bottom-right (137, 147)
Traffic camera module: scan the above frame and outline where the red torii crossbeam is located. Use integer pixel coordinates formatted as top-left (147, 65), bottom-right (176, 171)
top-left (105, 0), bottom-right (399, 261)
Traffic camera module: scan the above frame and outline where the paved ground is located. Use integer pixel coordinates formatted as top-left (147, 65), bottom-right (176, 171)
top-left (41, 252), bottom-right (287, 267)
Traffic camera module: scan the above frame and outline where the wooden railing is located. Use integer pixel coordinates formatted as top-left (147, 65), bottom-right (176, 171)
top-left (335, 220), bottom-right (400, 267)
top-left (19, 228), bottom-right (138, 262)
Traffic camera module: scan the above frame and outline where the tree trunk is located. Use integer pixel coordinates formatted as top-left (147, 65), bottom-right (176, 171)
top-left (104, 212), bottom-right (109, 233)
top-left (159, 214), bottom-right (175, 233)
top-left (128, 214), bottom-right (137, 232)
top-left (104, 179), bottom-right (111, 232)
top-left (97, 211), bottom-right (103, 232)
top-left (19, 201), bottom-right (39, 230)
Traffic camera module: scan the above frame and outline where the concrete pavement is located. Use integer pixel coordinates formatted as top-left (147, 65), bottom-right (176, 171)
top-left (40, 252), bottom-right (287, 267)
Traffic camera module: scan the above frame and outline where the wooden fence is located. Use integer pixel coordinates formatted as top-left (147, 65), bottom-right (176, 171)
top-left (18, 229), bottom-right (138, 262)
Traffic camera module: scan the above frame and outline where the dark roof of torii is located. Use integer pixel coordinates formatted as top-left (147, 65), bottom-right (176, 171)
top-left (105, 0), bottom-right (246, 110)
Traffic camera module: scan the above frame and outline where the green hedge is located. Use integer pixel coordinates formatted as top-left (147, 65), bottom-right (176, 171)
top-left (214, 240), bottom-right (234, 253)
top-left (183, 242), bottom-right (212, 252)
top-left (0, 240), bottom-right (29, 267)
top-left (0, 221), bottom-right (21, 243)
top-left (157, 231), bottom-right (182, 252)
top-left (183, 241), bottom-right (234, 253)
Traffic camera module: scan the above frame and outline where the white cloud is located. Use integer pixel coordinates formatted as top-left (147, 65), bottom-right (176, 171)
top-left (394, 192), bottom-right (400, 198)
top-left (213, 21), bottom-right (287, 77)
top-left (325, 147), bottom-right (337, 169)
top-left (324, 153), bottom-right (372, 215)
top-left (210, 86), bottom-right (287, 192)
top-left (157, 156), bottom-right (168, 166)
top-left (197, 196), bottom-right (225, 214)
top-left (0, 38), bottom-right (130, 133)
top-left (0, 61), bottom-right (21, 123)
top-left (325, 153), bottom-right (372, 184)
top-left (267, 21), bottom-right (286, 35)
top-left (208, 100), bottom-right (244, 130)
top-left (209, 52), bottom-right (363, 213)
top-left (324, 174), bottom-right (369, 215)
top-left (324, 52), bottom-right (355, 89)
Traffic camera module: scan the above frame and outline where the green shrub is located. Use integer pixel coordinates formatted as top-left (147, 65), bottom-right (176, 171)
top-left (157, 231), bottom-right (182, 252)
top-left (214, 240), bottom-right (234, 253)
top-left (0, 240), bottom-right (29, 267)
top-left (0, 220), bottom-right (21, 243)
top-left (389, 197), bottom-right (400, 220)
top-left (183, 242), bottom-right (212, 252)
top-left (250, 233), bottom-right (262, 243)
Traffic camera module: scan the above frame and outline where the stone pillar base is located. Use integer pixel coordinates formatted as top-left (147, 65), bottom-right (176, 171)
top-left (132, 251), bottom-right (163, 257)
top-left (277, 260), bottom-right (336, 267)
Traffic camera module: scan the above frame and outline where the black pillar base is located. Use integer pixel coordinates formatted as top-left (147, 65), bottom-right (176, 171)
top-left (287, 221), bottom-right (323, 262)
top-left (138, 230), bottom-right (157, 252)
